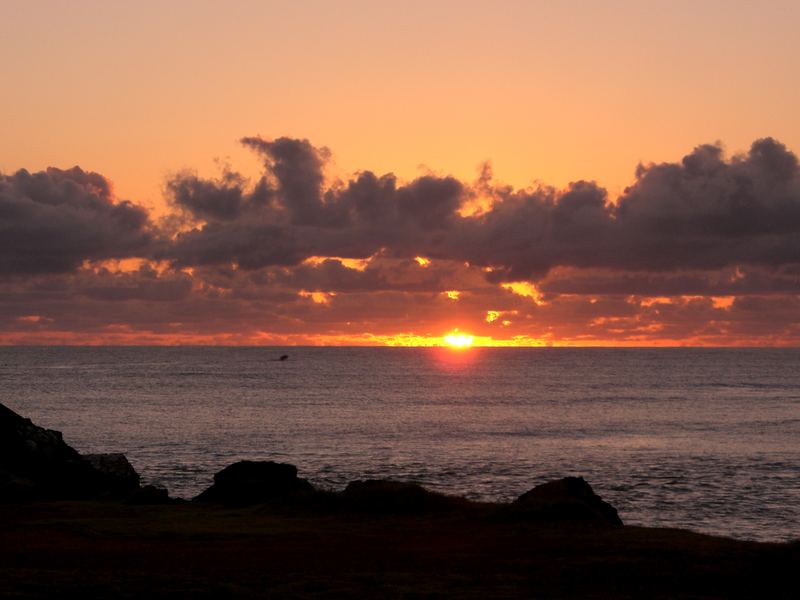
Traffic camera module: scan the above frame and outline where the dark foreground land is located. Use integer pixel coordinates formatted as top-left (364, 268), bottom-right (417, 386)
top-left (1, 499), bottom-right (797, 599)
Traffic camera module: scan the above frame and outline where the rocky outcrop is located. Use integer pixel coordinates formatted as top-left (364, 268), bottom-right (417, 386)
top-left (82, 453), bottom-right (141, 495)
top-left (0, 402), bottom-right (142, 501)
top-left (2, 402), bottom-right (627, 524)
top-left (513, 477), bottom-right (623, 525)
top-left (341, 480), bottom-right (465, 514)
top-left (194, 460), bottom-right (315, 506)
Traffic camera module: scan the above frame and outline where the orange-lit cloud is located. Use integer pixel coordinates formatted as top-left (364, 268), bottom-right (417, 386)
top-left (298, 290), bottom-right (336, 305)
top-left (303, 256), bottom-right (371, 271)
top-left (501, 282), bottom-right (543, 304)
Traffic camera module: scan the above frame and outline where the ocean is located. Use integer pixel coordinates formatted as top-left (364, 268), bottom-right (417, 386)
top-left (1, 346), bottom-right (798, 542)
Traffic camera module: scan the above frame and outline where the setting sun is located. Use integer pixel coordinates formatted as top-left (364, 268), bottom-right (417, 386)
top-left (444, 330), bottom-right (474, 349)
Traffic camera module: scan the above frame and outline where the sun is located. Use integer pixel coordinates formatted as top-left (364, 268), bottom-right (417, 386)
top-left (444, 329), bottom-right (474, 349)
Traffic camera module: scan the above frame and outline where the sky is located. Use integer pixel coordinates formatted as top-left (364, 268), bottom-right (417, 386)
top-left (1, 0), bottom-right (800, 346)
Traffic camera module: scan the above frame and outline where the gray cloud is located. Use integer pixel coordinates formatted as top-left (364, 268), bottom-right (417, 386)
top-left (240, 136), bottom-right (332, 226)
top-left (77, 265), bottom-right (193, 302)
top-left (162, 137), bottom-right (800, 286)
top-left (3, 136), bottom-right (800, 344)
top-left (537, 264), bottom-right (800, 297)
top-left (0, 167), bottom-right (154, 275)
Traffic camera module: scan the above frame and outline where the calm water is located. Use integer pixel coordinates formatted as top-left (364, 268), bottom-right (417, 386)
top-left (1, 346), bottom-right (798, 542)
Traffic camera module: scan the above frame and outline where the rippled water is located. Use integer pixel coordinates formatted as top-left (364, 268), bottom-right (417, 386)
top-left (1, 346), bottom-right (798, 541)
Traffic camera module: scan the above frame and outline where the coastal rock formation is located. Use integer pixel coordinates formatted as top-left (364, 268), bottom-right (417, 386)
top-left (0, 402), bottom-right (142, 500)
top-left (341, 480), bottom-right (464, 514)
top-left (194, 460), bottom-right (315, 506)
top-left (2, 402), bottom-right (626, 526)
top-left (514, 476), bottom-right (623, 525)
top-left (83, 453), bottom-right (141, 494)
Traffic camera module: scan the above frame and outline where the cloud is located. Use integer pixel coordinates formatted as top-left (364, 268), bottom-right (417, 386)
top-left (538, 264), bottom-right (800, 297)
top-left (459, 138), bottom-right (800, 280)
top-left (167, 169), bottom-right (248, 221)
top-left (165, 140), bottom-right (467, 270)
top-left (240, 136), bottom-right (332, 226)
top-left (162, 137), bottom-right (800, 281)
top-left (3, 137), bottom-right (800, 344)
top-left (0, 167), bottom-right (155, 275)
top-left (77, 264), bottom-right (193, 302)
top-left (609, 138), bottom-right (800, 271)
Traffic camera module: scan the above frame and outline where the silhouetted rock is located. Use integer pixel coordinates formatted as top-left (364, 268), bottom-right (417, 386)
top-left (194, 460), bottom-right (315, 506)
top-left (0, 402), bottom-right (143, 501)
top-left (513, 477), bottom-right (623, 525)
top-left (1, 402), bottom-right (100, 499)
top-left (342, 480), bottom-right (464, 514)
top-left (126, 485), bottom-right (175, 505)
top-left (83, 453), bottom-right (141, 494)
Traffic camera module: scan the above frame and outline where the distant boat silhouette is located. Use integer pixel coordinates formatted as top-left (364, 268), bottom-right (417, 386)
top-left (278, 355), bottom-right (289, 361)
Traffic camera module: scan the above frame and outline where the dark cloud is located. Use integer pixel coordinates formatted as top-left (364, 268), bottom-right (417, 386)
top-left (167, 169), bottom-right (247, 221)
top-left (3, 137), bottom-right (800, 344)
top-left (166, 139), bottom-right (467, 269)
top-left (77, 265), bottom-right (193, 302)
top-left (0, 167), bottom-right (154, 275)
top-left (6, 137), bottom-right (800, 282)
top-left (451, 180), bottom-right (614, 281)
top-left (610, 138), bottom-right (800, 271)
top-left (168, 222), bottom-right (305, 269)
top-left (162, 137), bottom-right (800, 283)
top-left (240, 136), bottom-right (332, 226)
top-left (464, 138), bottom-right (800, 279)
top-left (538, 264), bottom-right (800, 297)
top-left (266, 255), bottom-right (489, 295)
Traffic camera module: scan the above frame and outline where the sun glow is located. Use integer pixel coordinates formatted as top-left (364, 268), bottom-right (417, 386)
top-left (444, 329), bottom-right (474, 348)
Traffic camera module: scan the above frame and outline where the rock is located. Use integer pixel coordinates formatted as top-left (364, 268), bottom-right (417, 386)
top-left (0, 402), bottom-right (143, 500)
top-left (194, 460), bottom-right (315, 506)
top-left (341, 480), bottom-right (462, 514)
top-left (513, 477), bottom-right (623, 525)
top-left (126, 485), bottom-right (174, 505)
top-left (1, 402), bottom-right (100, 499)
top-left (82, 453), bottom-right (141, 494)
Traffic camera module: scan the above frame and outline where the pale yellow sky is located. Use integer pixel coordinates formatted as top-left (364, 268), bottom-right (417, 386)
top-left (2, 0), bottom-right (799, 212)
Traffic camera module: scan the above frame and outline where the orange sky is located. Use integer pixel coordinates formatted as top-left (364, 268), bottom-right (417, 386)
top-left (2, 1), bottom-right (798, 210)
top-left (2, 1), bottom-right (800, 346)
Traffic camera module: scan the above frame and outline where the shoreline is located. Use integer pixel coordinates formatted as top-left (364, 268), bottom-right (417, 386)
top-left (3, 401), bottom-right (798, 597)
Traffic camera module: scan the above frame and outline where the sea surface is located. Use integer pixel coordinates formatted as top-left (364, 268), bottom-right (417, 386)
top-left (1, 346), bottom-right (798, 542)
